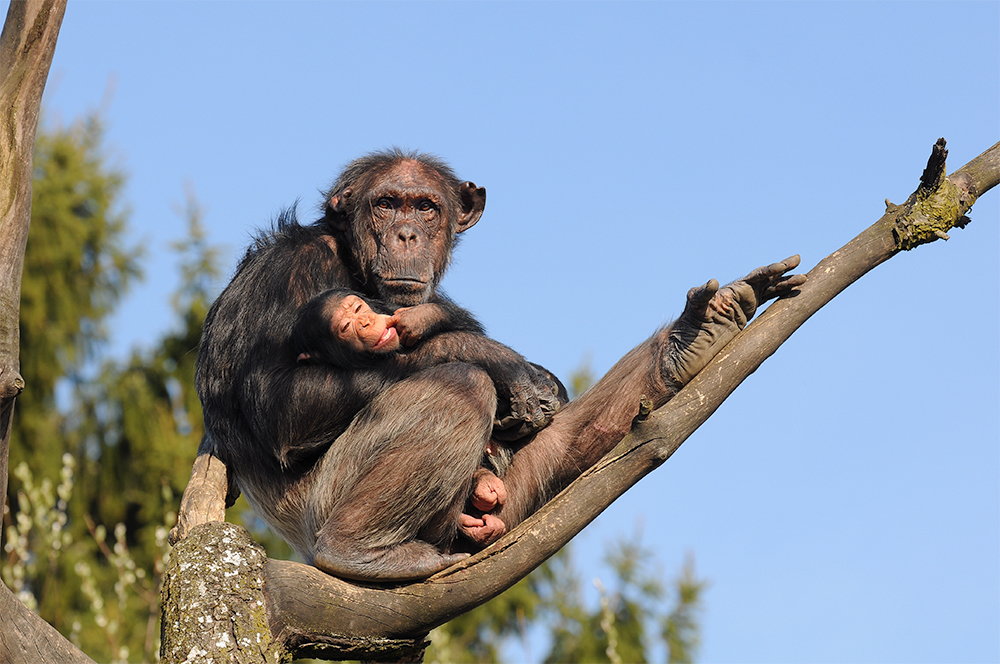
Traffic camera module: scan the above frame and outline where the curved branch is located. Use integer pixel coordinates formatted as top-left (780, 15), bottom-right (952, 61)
top-left (168, 139), bottom-right (998, 658)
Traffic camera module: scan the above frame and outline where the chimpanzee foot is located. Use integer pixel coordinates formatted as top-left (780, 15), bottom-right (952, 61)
top-left (458, 512), bottom-right (506, 546)
top-left (313, 540), bottom-right (469, 582)
top-left (470, 468), bottom-right (507, 512)
top-left (660, 256), bottom-right (806, 391)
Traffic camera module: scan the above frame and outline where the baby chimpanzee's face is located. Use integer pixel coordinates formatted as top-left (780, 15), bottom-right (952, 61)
top-left (332, 295), bottom-right (401, 354)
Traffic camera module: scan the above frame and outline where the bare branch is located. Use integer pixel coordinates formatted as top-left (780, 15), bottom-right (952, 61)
top-left (0, 0), bottom-right (67, 521)
top-left (0, 2), bottom-right (96, 662)
top-left (167, 450), bottom-right (230, 545)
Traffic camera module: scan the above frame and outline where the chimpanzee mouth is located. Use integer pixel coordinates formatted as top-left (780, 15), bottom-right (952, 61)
top-left (383, 278), bottom-right (428, 291)
top-left (380, 278), bottom-right (430, 306)
top-left (373, 326), bottom-right (397, 350)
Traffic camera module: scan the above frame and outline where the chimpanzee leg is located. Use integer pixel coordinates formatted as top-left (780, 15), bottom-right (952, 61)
top-left (494, 339), bottom-right (664, 529)
top-left (495, 257), bottom-right (804, 530)
top-left (309, 363), bottom-right (496, 581)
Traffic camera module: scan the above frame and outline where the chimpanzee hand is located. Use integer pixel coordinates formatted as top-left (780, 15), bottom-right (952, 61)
top-left (726, 255), bottom-right (806, 319)
top-left (387, 304), bottom-right (447, 346)
top-left (492, 361), bottom-right (564, 441)
top-left (661, 255), bottom-right (805, 390)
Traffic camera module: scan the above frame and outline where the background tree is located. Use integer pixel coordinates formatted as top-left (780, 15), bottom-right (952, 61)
top-left (4, 114), bottom-right (228, 660)
top-left (12, 112), bottom-right (139, 484)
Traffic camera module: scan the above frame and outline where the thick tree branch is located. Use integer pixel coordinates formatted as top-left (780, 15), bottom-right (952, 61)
top-left (0, 2), bottom-right (95, 663)
top-left (0, 0), bottom-right (66, 530)
top-left (167, 139), bottom-right (997, 660)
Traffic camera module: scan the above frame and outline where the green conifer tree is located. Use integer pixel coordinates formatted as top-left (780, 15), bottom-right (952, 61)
top-left (13, 112), bottom-right (140, 485)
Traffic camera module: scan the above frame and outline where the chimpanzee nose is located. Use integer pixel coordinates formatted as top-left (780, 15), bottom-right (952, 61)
top-left (395, 223), bottom-right (420, 248)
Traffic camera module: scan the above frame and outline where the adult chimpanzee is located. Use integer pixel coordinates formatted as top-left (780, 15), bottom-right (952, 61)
top-left (195, 148), bottom-right (804, 581)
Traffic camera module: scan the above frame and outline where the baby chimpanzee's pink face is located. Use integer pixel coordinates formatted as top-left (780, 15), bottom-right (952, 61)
top-left (332, 295), bottom-right (401, 354)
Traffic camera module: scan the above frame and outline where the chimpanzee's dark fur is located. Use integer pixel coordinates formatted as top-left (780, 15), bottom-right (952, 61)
top-left (196, 150), bottom-right (565, 580)
top-left (196, 148), bottom-right (804, 581)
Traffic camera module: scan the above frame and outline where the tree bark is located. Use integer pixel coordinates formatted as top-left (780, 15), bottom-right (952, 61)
top-left (0, 2), bottom-right (95, 663)
top-left (159, 523), bottom-right (285, 664)
top-left (166, 139), bottom-right (998, 660)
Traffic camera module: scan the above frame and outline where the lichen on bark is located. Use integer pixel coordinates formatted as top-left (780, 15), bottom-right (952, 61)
top-left (892, 139), bottom-right (975, 251)
top-left (160, 522), bottom-right (288, 664)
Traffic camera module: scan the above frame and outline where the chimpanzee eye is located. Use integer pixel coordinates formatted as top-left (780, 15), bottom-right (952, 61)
top-left (376, 198), bottom-right (392, 210)
top-left (418, 200), bottom-right (436, 212)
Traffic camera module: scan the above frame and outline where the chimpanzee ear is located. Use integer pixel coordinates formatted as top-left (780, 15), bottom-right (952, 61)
top-left (326, 187), bottom-right (354, 231)
top-left (456, 181), bottom-right (486, 233)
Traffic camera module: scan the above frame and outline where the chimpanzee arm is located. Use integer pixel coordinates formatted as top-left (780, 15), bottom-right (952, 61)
top-left (390, 294), bottom-right (485, 346)
top-left (241, 359), bottom-right (393, 469)
top-left (397, 330), bottom-right (562, 437)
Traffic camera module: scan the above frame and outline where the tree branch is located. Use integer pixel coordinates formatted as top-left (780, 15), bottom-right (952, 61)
top-left (0, 2), bottom-right (96, 662)
top-left (0, 0), bottom-right (66, 529)
top-left (166, 139), bottom-right (997, 660)
top-left (167, 448), bottom-right (230, 544)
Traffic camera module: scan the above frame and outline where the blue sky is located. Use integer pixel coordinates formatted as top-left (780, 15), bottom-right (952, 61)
top-left (37, 2), bottom-right (998, 662)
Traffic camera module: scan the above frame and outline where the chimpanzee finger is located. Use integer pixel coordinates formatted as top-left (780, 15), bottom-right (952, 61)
top-left (776, 254), bottom-right (801, 272)
top-left (773, 272), bottom-right (808, 291)
top-left (684, 279), bottom-right (720, 317)
top-left (761, 272), bottom-right (808, 300)
top-left (509, 383), bottom-right (543, 425)
top-left (458, 513), bottom-right (506, 546)
top-left (459, 513), bottom-right (485, 529)
top-left (744, 256), bottom-right (804, 304)
top-left (744, 255), bottom-right (801, 285)
top-left (524, 391), bottom-right (545, 427)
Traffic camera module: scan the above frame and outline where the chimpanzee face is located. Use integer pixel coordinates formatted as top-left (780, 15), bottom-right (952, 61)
top-left (328, 159), bottom-right (485, 307)
top-left (329, 294), bottom-right (400, 354)
top-left (360, 162), bottom-right (453, 306)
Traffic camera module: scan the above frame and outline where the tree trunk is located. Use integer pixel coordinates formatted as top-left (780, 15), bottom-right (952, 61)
top-left (0, 1), bottom-right (95, 662)
top-left (165, 139), bottom-right (998, 661)
top-left (159, 523), bottom-right (285, 663)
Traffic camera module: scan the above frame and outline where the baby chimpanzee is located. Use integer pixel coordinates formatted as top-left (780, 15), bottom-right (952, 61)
top-left (292, 289), bottom-right (468, 366)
